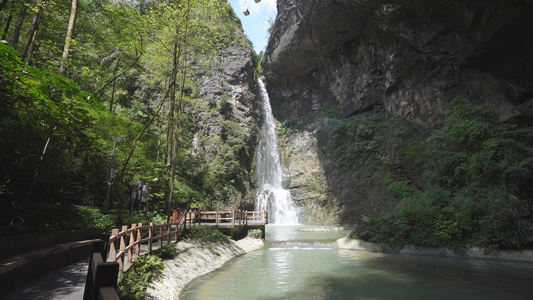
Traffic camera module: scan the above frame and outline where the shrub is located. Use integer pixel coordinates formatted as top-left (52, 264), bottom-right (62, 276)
top-left (152, 242), bottom-right (178, 259)
top-left (184, 225), bottom-right (229, 243)
top-left (18, 204), bottom-right (113, 233)
top-left (118, 243), bottom-right (176, 299)
top-left (118, 254), bottom-right (163, 300)
top-left (247, 229), bottom-right (263, 239)
top-left (73, 206), bottom-right (114, 230)
top-left (387, 181), bottom-right (412, 200)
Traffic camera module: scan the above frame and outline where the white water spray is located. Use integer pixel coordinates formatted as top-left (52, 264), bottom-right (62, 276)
top-left (256, 79), bottom-right (299, 224)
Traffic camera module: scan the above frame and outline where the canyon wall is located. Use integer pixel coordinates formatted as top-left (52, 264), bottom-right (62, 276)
top-left (262, 0), bottom-right (533, 224)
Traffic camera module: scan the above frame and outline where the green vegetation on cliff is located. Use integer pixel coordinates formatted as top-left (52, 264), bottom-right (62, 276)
top-left (279, 97), bottom-right (533, 250)
top-left (352, 99), bottom-right (533, 250)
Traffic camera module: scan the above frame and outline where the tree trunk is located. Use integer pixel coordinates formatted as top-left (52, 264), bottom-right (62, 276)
top-left (11, 0), bottom-right (28, 48)
top-left (165, 40), bottom-right (179, 214)
top-left (109, 78), bottom-right (117, 112)
top-left (24, 15), bottom-right (39, 65)
top-left (2, 10), bottom-right (12, 40)
top-left (166, 1), bottom-right (191, 214)
top-left (19, 0), bottom-right (43, 62)
top-left (59, 0), bottom-right (78, 75)
top-left (0, 0), bottom-right (8, 13)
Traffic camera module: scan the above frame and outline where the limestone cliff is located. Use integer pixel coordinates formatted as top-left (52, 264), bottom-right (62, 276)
top-left (188, 30), bottom-right (259, 209)
top-left (262, 0), bottom-right (533, 224)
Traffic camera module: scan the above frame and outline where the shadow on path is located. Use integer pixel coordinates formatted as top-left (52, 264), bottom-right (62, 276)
top-left (4, 258), bottom-right (88, 300)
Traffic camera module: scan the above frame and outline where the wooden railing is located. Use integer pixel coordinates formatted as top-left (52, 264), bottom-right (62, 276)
top-left (199, 210), bottom-right (248, 225)
top-left (83, 240), bottom-right (119, 300)
top-left (105, 209), bottom-right (267, 274)
top-left (108, 215), bottom-right (190, 274)
top-left (247, 210), bottom-right (268, 224)
top-left (84, 209), bottom-right (267, 298)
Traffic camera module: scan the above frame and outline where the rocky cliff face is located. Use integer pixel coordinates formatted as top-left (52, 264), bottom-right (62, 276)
top-left (263, 0), bottom-right (533, 224)
top-left (188, 32), bottom-right (259, 210)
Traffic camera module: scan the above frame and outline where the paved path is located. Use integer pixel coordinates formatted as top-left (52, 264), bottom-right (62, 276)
top-left (3, 259), bottom-right (88, 300)
top-left (2, 242), bottom-right (168, 299)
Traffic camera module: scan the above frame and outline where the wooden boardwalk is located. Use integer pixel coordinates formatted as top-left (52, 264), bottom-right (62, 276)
top-left (83, 209), bottom-right (268, 299)
top-left (106, 209), bottom-right (268, 276)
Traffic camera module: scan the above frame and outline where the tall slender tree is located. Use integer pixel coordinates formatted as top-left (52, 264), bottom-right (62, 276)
top-left (1, 0), bottom-right (13, 40)
top-left (0, 0), bottom-right (8, 13)
top-left (11, 0), bottom-right (28, 48)
top-left (60, 0), bottom-right (78, 75)
top-left (19, 0), bottom-right (44, 62)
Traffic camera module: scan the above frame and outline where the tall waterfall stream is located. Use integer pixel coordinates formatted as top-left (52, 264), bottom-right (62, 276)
top-left (255, 79), bottom-right (299, 225)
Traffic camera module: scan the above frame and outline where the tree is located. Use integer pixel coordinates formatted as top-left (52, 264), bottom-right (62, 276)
top-left (19, 0), bottom-right (45, 63)
top-left (0, 0), bottom-right (8, 12)
top-left (59, 0), bottom-right (78, 75)
top-left (11, 0), bottom-right (29, 48)
top-left (1, 0), bottom-right (13, 40)
top-left (154, 0), bottom-right (224, 214)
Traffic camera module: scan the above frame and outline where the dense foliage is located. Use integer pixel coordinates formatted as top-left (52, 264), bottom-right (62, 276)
top-left (0, 0), bottom-right (256, 235)
top-left (351, 99), bottom-right (533, 250)
top-left (280, 97), bottom-right (533, 250)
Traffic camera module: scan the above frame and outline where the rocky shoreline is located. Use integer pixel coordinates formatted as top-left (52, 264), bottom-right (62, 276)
top-left (146, 237), bottom-right (264, 300)
top-left (337, 236), bottom-right (533, 263)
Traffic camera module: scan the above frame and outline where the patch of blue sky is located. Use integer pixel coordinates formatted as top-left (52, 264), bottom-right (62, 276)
top-left (229, 0), bottom-right (277, 53)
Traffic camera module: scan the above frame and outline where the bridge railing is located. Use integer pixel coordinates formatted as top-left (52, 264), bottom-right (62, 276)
top-left (247, 210), bottom-right (268, 224)
top-left (85, 209), bottom-right (267, 297)
top-left (107, 208), bottom-right (200, 275)
top-left (199, 210), bottom-right (249, 225)
top-left (104, 209), bottom-right (267, 274)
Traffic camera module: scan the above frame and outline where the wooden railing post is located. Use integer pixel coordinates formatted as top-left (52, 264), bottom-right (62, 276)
top-left (128, 224), bottom-right (135, 265)
top-left (118, 226), bottom-right (127, 273)
top-left (173, 219), bottom-right (178, 241)
top-left (135, 223), bottom-right (142, 259)
top-left (183, 210), bottom-right (187, 231)
top-left (159, 221), bottom-right (164, 247)
top-left (148, 222), bottom-right (153, 252)
top-left (166, 222), bottom-right (171, 244)
top-left (108, 229), bottom-right (118, 263)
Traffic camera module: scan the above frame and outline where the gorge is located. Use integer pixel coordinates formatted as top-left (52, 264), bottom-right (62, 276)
top-left (1, 0), bottom-right (533, 298)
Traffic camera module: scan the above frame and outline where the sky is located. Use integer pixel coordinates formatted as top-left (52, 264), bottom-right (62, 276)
top-left (228, 0), bottom-right (278, 53)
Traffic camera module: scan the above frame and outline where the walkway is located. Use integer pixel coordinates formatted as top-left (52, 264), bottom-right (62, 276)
top-left (4, 258), bottom-right (88, 300)
top-left (1, 209), bottom-right (268, 299)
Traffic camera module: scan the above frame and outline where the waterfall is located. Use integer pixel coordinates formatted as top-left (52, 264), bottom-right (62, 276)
top-left (256, 79), bottom-right (299, 225)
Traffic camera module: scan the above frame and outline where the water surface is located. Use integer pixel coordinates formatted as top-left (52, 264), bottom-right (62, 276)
top-left (182, 226), bottom-right (533, 300)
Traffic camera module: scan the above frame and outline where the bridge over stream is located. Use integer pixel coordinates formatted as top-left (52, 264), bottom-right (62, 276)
top-left (1, 209), bottom-right (268, 299)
